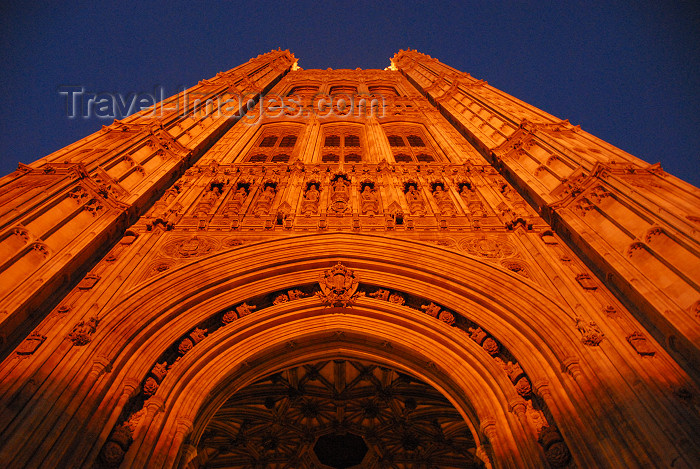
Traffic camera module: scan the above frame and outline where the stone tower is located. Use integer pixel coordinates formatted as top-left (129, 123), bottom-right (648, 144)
top-left (0, 49), bottom-right (699, 468)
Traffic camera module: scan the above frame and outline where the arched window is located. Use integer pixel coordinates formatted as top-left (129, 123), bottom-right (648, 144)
top-left (322, 153), bottom-right (340, 163)
top-left (271, 154), bottom-right (290, 163)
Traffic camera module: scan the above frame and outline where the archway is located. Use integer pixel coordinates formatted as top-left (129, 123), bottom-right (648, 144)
top-left (28, 234), bottom-right (609, 468)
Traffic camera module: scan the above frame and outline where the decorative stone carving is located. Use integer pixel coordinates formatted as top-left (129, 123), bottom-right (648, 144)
top-left (151, 362), bottom-right (168, 382)
top-left (287, 289), bottom-right (307, 300)
top-left (16, 332), bottom-right (46, 355)
top-left (178, 328), bottom-right (208, 355)
top-left (162, 236), bottom-right (219, 258)
top-left (538, 427), bottom-right (571, 468)
top-left (627, 332), bottom-right (655, 356)
top-left (221, 309), bottom-right (238, 325)
top-left (273, 293), bottom-right (289, 304)
top-left (195, 186), bottom-right (223, 217)
top-left (143, 377), bottom-right (159, 397)
top-left (461, 237), bottom-right (516, 258)
top-left (77, 273), bottom-right (100, 290)
top-left (316, 262), bottom-right (361, 307)
top-left (369, 289), bottom-right (390, 301)
top-left (236, 303), bottom-right (257, 317)
top-left (68, 317), bottom-right (99, 346)
top-left (575, 317), bottom-right (604, 346)
top-left (575, 273), bottom-right (598, 290)
top-left (421, 302), bottom-right (441, 317)
top-left (468, 326), bottom-right (488, 344)
top-left (482, 337), bottom-right (500, 356)
top-left (438, 310), bottom-right (455, 325)
top-left (388, 292), bottom-right (405, 305)
top-left (514, 377), bottom-right (532, 397)
top-left (301, 182), bottom-right (321, 215)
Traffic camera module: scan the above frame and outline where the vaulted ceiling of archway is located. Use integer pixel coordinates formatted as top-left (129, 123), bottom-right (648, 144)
top-left (195, 359), bottom-right (484, 469)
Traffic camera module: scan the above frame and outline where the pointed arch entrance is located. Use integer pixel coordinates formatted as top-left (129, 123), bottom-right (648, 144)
top-left (42, 234), bottom-right (608, 468)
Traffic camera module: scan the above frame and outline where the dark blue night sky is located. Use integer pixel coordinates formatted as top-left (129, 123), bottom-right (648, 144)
top-left (1, 1), bottom-right (698, 185)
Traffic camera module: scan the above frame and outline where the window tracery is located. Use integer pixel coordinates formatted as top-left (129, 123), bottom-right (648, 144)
top-left (245, 129), bottom-right (299, 163)
top-left (383, 126), bottom-right (437, 163)
top-left (321, 127), bottom-right (364, 163)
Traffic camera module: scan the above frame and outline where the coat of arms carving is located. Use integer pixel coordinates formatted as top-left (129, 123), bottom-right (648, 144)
top-left (316, 262), bottom-right (362, 307)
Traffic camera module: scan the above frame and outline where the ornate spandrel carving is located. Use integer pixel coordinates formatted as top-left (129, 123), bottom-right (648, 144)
top-left (316, 262), bottom-right (362, 307)
top-left (461, 237), bottom-right (516, 259)
top-left (162, 236), bottom-right (219, 258)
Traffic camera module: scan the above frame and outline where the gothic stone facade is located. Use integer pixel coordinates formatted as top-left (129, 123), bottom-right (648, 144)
top-left (0, 49), bottom-right (699, 468)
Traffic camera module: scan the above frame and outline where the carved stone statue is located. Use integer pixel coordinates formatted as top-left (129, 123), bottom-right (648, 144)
top-left (225, 187), bottom-right (248, 216)
top-left (360, 185), bottom-right (379, 215)
top-left (329, 177), bottom-right (350, 214)
top-left (432, 185), bottom-right (456, 216)
top-left (253, 185), bottom-right (276, 216)
top-left (405, 185), bottom-right (425, 215)
top-left (195, 186), bottom-right (222, 217)
top-left (301, 183), bottom-right (320, 215)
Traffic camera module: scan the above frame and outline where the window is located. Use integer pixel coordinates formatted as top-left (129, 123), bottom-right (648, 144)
top-left (279, 135), bottom-right (297, 148)
top-left (388, 135), bottom-right (405, 147)
top-left (245, 130), bottom-right (299, 163)
top-left (321, 127), bottom-right (363, 163)
top-left (259, 136), bottom-right (277, 147)
top-left (329, 85), bottom-right (358, 95)
top-left (368, 85), bottom-right (399, 96)
top-left (383, 127), bottom-right (437, 163)
top-left (407, 135), bottom-right (425, 147)
top-left (288, 85), bottom-right (318, 96)
top-left (325, 135), bottom-right (341, 147)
